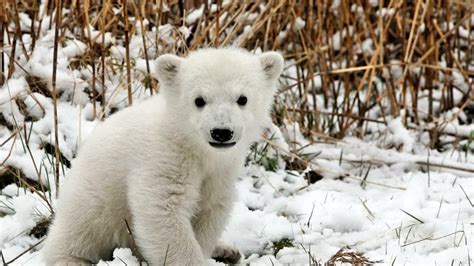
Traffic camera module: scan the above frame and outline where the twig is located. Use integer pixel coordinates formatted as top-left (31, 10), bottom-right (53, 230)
top-left (5, 238), bottom-right (45, 264)
top-left (124, 219), bottom-right (146, 264)
top-left (123, 0), bottom-right (133, 106)
top-left (51, 0), bottom-right (63, 196)
top-left (401, 230), bottom-right (465, 247)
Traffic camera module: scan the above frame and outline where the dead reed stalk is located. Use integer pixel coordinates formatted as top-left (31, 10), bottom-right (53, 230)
top-left (51, 0), bottom-right (62, 195)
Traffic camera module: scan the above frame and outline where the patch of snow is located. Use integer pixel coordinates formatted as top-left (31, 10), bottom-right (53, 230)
top-left (294, 17), bottom-right (306, 31)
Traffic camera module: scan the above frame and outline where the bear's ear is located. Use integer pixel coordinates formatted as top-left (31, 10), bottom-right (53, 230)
top-left (155, 54), bottom-right (184, 86)
top-left (259, 52), bottom-right (284, 81)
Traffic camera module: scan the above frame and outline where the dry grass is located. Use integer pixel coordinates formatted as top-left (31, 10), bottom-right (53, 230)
top-left (1, 1), bottom-right (471, 134)
top-left (0, 1), bottom-right (473, 262)
top-left (326, 247), bottom-right (382, 265)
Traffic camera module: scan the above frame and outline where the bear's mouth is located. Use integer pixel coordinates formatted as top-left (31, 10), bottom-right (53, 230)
top-left (209, 142), bottom-right (236, 148)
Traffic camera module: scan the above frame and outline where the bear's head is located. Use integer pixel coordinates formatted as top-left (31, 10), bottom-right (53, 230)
top-left (155, 48), bottom-right (283, 153)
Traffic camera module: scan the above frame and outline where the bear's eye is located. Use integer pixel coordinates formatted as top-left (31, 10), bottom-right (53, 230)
top-left (195, 97), bottom-right (206, 108)
top-left (237, 95), bottom-right (247, 106)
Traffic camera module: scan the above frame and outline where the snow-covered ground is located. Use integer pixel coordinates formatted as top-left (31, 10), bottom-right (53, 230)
top-left (1, 3), bottom-right (473, 265)
top-left (1, 125), bottom-right (473, 265)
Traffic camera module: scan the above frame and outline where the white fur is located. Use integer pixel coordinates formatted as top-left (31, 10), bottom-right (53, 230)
top-left (41, 48), bottom-right (283, 265)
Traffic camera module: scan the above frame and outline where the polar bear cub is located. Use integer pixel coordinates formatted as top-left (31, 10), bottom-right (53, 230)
top-left (41, 48), bottom-right (283, 265)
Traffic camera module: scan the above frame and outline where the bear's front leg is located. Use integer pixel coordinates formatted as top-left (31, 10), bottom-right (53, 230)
top-left (129, 174), bottom-right (205, 265)
top-left (192, 193), bottom-right (241, 264)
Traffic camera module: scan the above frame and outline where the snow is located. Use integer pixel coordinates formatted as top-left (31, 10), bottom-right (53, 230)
top-left (186, 5), bottom-right (205, 25)
top-left (60, 40), bottom-right (87, 58)
top-left (0, 77), bottom-right (28, 104)
top-left (28, 45), bottom-right (88, 94)
top-left (220, 153), bottom-right (473, 265)
top-left (331, 26), bottom-right (354, 51)
top-left (387, 117), bottom-right (415, 153)
top-left (0, 2), bottom-right (473, 266)
top-left (83, 25), bottom-right (115, 45)
top-left (294, 17), bottom-right (306, 31)
top-left (369, 0), bottom-right (379, 7)
top-left (331, 0), bottom-right (341, 10)
top-left (361, 38), bottom-right (374, 55)
top-left (97, 248), bottom-right (140, 266)
top-left (1, 113), bottom-right (473, 266)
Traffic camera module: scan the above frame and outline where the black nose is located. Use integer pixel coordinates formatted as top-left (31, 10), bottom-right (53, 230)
top-left (211, 128), bottom-right (233, 142)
